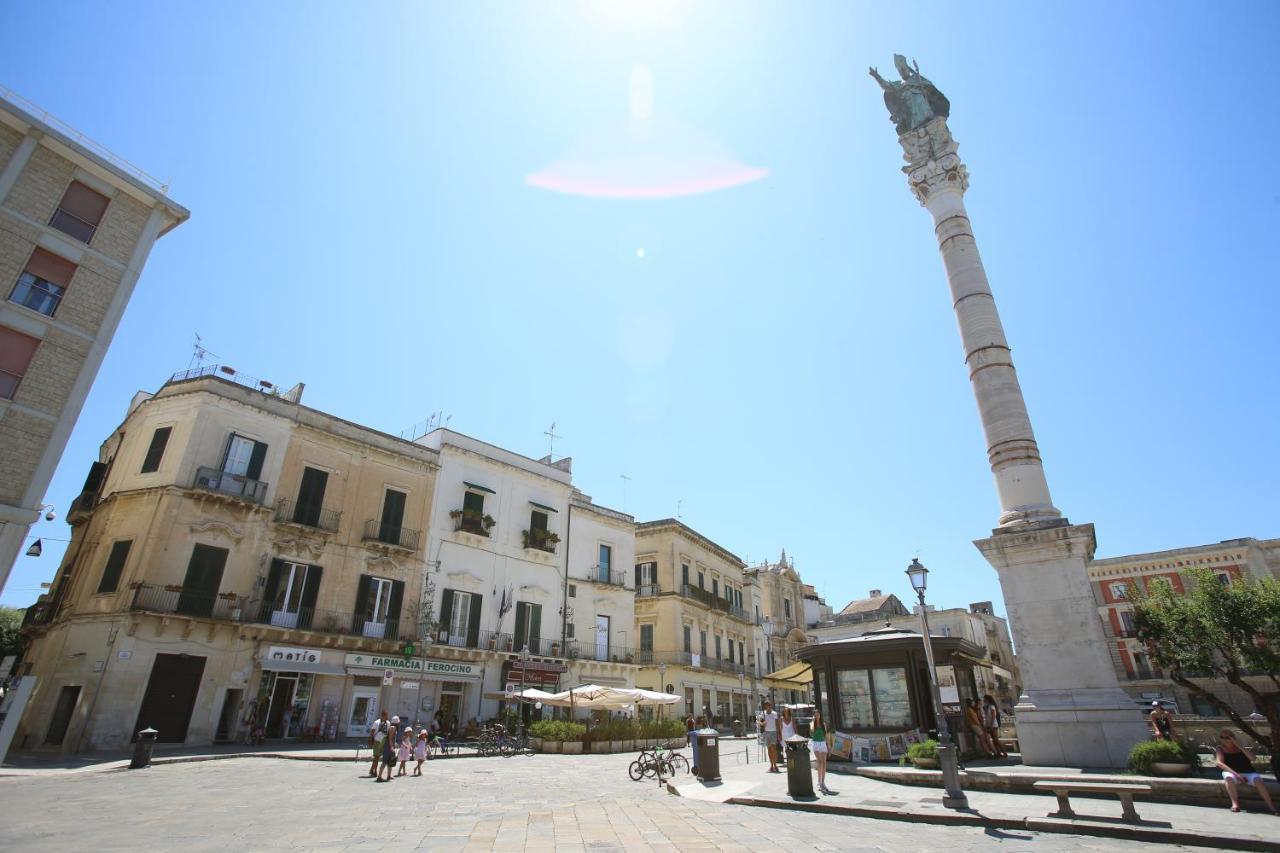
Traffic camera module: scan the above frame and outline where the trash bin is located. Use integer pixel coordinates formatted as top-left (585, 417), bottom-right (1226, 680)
top-left (732, 719), bottom-right (744, 738)
top-left (130, 727), bottom-right (159, 769)
top-left (785, 734), bottom-right (813, 797)
top-left (694, 728), bottom-right (720, 781)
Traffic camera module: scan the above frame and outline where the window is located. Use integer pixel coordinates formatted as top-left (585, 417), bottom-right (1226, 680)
top-left (293, 466), bottom-right (329, 527)
top-left (10, 248), bottom-right (75, 317)
top-left (1109, 582), bottom-right (1128, 600)
top-left (598, 544), bottom-right (612, 582)
top-left (699, 631), bottom-right (707, 657)
top-left (783, 599), bottom-right (792, 618)
top-left (682, 625), bottom-right (691, 653)
top-left (264, 559), bottom-right (322, 629)
top-left (836, 666), bottom-right (912, 729)
top-left (140, 426), bottom-right (172, 473)
top-left (526, 509), bottom-right (550, 550)
top-left (715, 635), bottom-right (722, 659)
top-left (377, 489), bottom-right (407, 545)
top-left (1120, 610), bottom-right (1136, 634)
top-left (712, 578), bottom-right (719, 598)
top-left (635, 561), bottom-right (656, 592)
top-left (640, 624), bottom-right (653, 652)
top-left (438, 588), bottom-right (481, 647)
top-left (727, 640), bottom-right (734, 663)
top-left (681, 563), bottom-right (689, 587)
top-left (222, 434), bottom-right (267, 480)
top-left (738, 641), bottom-right (744, 665)
top-left (460, 490), bottom-right (486, 534)
top-left (177, 543), bottom-right (229, 618)
top-left (0, 325), bottom-right (40, 400)
top-left (49, 180), bottom-right (109, 243)
top-left (566, 622), bottom-right (575, 639)
top-left (514, 601), bottom-right (543, 653)
top-left (698, 572), bottom-right (705, 590)
top-left (354, 574), bottom-right (403, 639)
top-left (1216, 573), bottom-right (1231, 586)
top-left (96, 540), bottom-right (132, 593)
top-left (568, 583), bottom-right (576, 598)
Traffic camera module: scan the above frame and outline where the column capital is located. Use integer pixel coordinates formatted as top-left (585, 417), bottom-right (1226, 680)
top-left (898, 117), bottom-right (968, 206)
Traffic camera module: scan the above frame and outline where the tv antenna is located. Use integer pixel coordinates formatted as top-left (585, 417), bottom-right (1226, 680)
top-left (189, 333), bottom-right (217, 371)
top-left (677, 498), bottom-right (683, 520)
top-left (544, 422), bottom-right (560, 459)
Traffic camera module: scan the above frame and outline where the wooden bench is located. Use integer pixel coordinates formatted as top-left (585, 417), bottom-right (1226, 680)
top-left (1032, 780), bottom-right (1152, 823)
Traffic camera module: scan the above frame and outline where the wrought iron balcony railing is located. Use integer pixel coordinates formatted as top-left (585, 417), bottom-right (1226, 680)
top-left (193, 466), bottom-right (268, 504)
top-left (274, 498), bottom-right (341, 532)
top-left (362, 518), bottom-right (421, 550)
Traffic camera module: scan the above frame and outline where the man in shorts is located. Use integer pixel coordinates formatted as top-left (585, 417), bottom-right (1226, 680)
top-left (368, 709), bottom-right (390, 778)
top-left (761, 700), bottom-right (780, 773)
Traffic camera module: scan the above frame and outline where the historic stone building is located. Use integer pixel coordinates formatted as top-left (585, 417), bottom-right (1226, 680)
top-left (1088, 536), bottom-right (1280, 716)
top-left (633, 519), bottom-right (754, 723)
top-left (16, 369), bottom-right (440, 751)
top-left (0, 89), bottom-right (188, 592)
top-left (744, 551), bottom-right (812, 695)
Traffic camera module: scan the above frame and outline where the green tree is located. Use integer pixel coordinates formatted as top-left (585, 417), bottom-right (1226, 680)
top-left (0, 605), bottom-right (23, 657)
top-left (1133, 568), bottom-right (1279, 770)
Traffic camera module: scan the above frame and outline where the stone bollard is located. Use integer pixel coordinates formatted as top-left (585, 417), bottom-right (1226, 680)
top-left (130, 727), bottom-right (158, 769)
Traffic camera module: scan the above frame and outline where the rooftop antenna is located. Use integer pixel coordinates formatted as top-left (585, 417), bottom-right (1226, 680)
top-left (544, 422), bottom-right (559, 459)
top-left (677, 498), bottom-right (682, 519)
top-left (189, 333), bottom-right (217, 371)
top-left (620, 474), bottom-right (631, 511)
top-left (444, 415), bottom-right (452, 428)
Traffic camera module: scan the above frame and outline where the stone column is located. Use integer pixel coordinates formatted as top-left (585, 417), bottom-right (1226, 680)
top-left (899, 117), bottom-right (1147, 767)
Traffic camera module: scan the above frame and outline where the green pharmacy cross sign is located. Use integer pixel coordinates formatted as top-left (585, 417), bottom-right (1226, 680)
top-left (402, 643), bottom-right (416, 660)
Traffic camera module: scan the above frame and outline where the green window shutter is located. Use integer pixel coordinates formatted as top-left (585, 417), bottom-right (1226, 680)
top-left (351, 575), bottom-right (371, 632)
top-left (439, 589), bottom-right (455, 637)
top-left (529, 604), bottom-right (541, 647)
top-left (246, 441), bottom-right (268, 481)
top-left (386, 581), bottom-right (405, 639)
top-left (97, 540), bottom-right (133, 594)
top-left (140, 427), bottom-right (171, 473)
top-left (298, 565), bottom-right (322, 629)
top-left (514, 603), bottom-right (527, 649)
top-left (466, 592), bottom-right (482, 647)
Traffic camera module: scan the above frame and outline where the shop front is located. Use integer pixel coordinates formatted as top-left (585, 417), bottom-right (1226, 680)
top-left (253, 645), bottom-right (348, 741)
top-left (342, 653), bottom-right (483, 734)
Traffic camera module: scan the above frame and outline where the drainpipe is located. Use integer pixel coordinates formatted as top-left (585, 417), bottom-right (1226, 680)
top-left (560, 503), bottom-right (572, 653)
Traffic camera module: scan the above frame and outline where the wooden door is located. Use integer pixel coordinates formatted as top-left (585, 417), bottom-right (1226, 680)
top-left (133, 653), bottom-right (207, 743)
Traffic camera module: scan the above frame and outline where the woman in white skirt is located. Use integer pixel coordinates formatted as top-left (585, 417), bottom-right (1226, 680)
top-left (810, 708), bottom-right (830, 793)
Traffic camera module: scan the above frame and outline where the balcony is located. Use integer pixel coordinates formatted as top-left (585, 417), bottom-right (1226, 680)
top-left (678, 584), bottom-right (751, 622)
top-left (584, 567), bottom-right (627, 588)
top-left (66, 490), bottom-right (99, 524)
top-left (636, 584), bottom-right (661, 598)
top-left (642, 649), bottom-right (747, 675)
top-left (362, 519), bottom-right (420, 551)
top-left (193, 466), bottom-right (268, 505)
top-left (565, 641), bottom-right (640, 664)
top-left (130, 583), bottom-right (248, 621)
top-left (433, 630), bottom-right (562, 657)
top-left (521, 528), bottom-right (558, 553)
top-left (451, 508), bottom-right (493, 537)
top-left (274, 498), bottom-right (341, 533)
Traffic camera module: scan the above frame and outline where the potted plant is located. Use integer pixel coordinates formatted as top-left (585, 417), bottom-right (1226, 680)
top-left (1129, 739), bottom-right (1198, 776)
top-left (448, 509), bottom-right (462, 521)
top-left (482, 514), bottom-right (496, 531)
top-left (907, 739), bottom-right (940, 769)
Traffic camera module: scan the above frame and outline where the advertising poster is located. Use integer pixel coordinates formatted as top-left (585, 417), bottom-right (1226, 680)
top-left (830, 731), bottom-right (853, 760)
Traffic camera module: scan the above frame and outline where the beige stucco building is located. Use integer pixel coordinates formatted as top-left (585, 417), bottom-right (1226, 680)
top-left (633, 519), bottom-right (755, 723)
top-left (0, 89), bottom-right (188, 593)
top-left (744, 551), bottom-right (812, 702)
top-left (17, 369), bottom-right (441, 751)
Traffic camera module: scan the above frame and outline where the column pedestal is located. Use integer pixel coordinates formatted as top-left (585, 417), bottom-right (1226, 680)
top-left (975, 522), bottom-right (1148, 767)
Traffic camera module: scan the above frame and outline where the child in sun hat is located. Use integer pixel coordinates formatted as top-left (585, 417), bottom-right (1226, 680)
top-left (413, 730), bottom-right (428, 776)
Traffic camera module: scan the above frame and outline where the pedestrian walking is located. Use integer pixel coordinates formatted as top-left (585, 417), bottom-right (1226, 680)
top-left (376, 717), bottom-right (399, 782)
top-left (1215, 730), bottom-right (1277, 814)
top-left (1149, 701), bottom-right (1176, 741)
top-left (396, 726), bottom-right (413, 777)
top-left (413, 730), bottom-right (428, 776)
top-left (761, 700), bottom-right (780, 773)
top-left (965, 698), bottom-right (996, 757)
top-left (367, 709), bottom-right (390, 778)
top-left (983, 694), bottom-right (1007, 758)
top-left (811, 708), bottom-right (831, 793)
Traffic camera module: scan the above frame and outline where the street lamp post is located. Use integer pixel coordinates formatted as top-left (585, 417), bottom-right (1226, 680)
top-left (658, 662), bottom-right (667, 721)
top-left (762, 616), bottom-right (776, 705)
top-left (519, 644), bottom-right (531, 738)
top-left (906, 558), bottom-right (968, 809)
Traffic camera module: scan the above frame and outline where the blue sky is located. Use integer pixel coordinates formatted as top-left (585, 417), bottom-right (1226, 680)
top-left (3, 1), bottom-right (1278, 618)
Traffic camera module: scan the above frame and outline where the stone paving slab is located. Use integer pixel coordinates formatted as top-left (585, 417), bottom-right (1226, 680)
top-left (668, 752), bottom-right (1279, 852)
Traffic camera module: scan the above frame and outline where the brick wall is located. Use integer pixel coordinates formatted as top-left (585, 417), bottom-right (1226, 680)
top-left (14, 325), bottom-right (91, 414)
top-left (91, 190), bottom-right (148, 265)
top-left (0, 123), bottom-right (21, 170)
top-left (3, 145), bottom-right (74, 224)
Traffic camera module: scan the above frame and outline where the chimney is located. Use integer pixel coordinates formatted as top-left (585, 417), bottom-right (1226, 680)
top-left (869, 589), bottom-right (882, 598)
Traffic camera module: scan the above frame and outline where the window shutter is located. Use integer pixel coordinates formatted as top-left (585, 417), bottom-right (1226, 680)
top-left (681, 564), bottom-right (688, 587)
top-left (25, 248), bottom-right (77, 288)
top-left (386, 581), bottom-right (405, 638)
top-left (438, 589), bottom-right (455, 637)
top-left (247, 441), bottom-right (268, 481)
top-left (263, 559), bottom-right (286, 610)
top-left (351, 575), bottom-right (371, 632)
top-left (298, 565), bottom-right (322, 629)
top-left (97, 540), bottom-right (133, 594)
top-left (140, 427), bottom-right (171, 474)
top-left (514, 604), bottom-right (527, 649)
top-left (466, 592), bottom-right (482, 647)
top-left (58, 181), bottom-right (110, 225)
top-left (529, 604), bottom-right (541, 646)
top-left (634, 564), bottom-right (641, 589)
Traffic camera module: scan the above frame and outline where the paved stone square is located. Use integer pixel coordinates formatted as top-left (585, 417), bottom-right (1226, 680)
top-left (0, 752), bottom-right (1215, 851)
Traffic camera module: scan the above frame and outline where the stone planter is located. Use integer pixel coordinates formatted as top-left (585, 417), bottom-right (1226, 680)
top-left (542, 739), bottom-right (561, 754)
top-left (1150, 762), bottom-right (1192, 777)
top-left (591, 740), bottom-right (610, 754)
top-left (561, 741), bottom-right (583, 754)
top-left (912, 758), bottom-right (940, 769)
top-left (529, 737), bottom-right (542, 753)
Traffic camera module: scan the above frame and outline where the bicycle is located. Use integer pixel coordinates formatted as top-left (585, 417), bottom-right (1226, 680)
top-left (628, 740), bottom-right (690, 780)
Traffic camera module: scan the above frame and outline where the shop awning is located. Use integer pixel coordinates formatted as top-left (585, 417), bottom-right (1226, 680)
top-left (261, 658), bottom-right (347, 676)
top-left (463, 481), bottom-right (495, 494)
top-left (528, 500), bottom-right (558, 513)
top-left (763, 660), bottom-right (813, 688)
